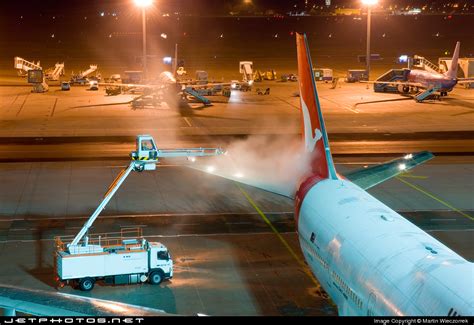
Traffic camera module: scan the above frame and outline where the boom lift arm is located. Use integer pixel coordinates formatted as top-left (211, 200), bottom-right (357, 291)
top-left (69, 162), bottom-right (135, 248)
top-left (67, 135), bottom-right (225, 253)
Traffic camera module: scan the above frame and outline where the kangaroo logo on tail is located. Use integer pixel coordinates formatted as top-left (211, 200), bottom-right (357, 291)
top-left (296, 32), bottom-right (338, 180)
top-left (302, 98), bottom-right (322, 152)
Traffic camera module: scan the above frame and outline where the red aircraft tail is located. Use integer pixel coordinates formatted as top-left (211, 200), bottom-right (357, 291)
top-left (296, 33), bottom-right (337, 180)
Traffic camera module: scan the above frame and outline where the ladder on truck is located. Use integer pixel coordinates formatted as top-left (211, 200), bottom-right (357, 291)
top-left (239, 61), bottom-right (254, 83)
top-left (183, 87), bottom-right (212, 106)
top-left (415, 87), bottom-right (440, 102)
top-left (80, 65), bottom-right (98, 78)
top-left (14, 57), bottom-right (41, 77)
top-left (66, 135), bottom-right (225, 253)
top-left (45, 63), bottom-right (65, 81)
top-left (413, 55), bottom-right (440, 74)
top-left (71, 65), bottom-right (98, 84)
top-left (373, 69), bottom-right (410, 93)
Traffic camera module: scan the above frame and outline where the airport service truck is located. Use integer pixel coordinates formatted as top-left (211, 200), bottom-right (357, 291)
top-left (55, 135), bottom-right (225, 291)
top-left (56, 231), bottom-right (173, 291)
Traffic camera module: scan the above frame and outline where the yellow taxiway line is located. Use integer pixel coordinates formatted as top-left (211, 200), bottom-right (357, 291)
top-left (396, 176), bottom-right (473, 221)
top-left (235, 182), bottom-right (323, 289)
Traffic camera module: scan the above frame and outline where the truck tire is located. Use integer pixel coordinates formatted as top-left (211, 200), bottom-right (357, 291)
top-left (149, 271), bottom-right (163, 285)
top-left (79, 277), bottom-right (95, 291)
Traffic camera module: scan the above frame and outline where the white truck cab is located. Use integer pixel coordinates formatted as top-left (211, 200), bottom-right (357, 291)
top-left (148, 242), bottom-right (173, 284)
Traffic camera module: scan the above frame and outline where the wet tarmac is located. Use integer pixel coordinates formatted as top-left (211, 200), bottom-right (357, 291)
top-left (0, 78), bottom-right (472, 315)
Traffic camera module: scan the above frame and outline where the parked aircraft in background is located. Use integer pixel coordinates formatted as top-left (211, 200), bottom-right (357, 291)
top-left (368, 42), bottom-right (474, 102)
top-left (100, 71), bottom-right (233, 108)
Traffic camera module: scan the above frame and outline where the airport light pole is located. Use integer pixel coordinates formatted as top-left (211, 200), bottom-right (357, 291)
top-left (134, 0), bottom-right (153, 80)
top-left (362, 0), bottom-right (378, 81)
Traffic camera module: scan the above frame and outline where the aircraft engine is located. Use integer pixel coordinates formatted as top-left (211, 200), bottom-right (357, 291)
top-left (397, 84), bottom-right (410, 93)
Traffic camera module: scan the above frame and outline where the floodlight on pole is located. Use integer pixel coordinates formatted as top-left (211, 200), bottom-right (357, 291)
top-left (134, 0), bottom-right (153, 7)
top-left (134, 0), bottom-right (153, 80)
top-left (362, 0), bottom-right (378, 81)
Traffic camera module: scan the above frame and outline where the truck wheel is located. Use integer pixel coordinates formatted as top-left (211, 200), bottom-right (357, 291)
top-left (149, 272), bottom-right (163, 285)
top-left (79, 277), bottom-right (95, 291)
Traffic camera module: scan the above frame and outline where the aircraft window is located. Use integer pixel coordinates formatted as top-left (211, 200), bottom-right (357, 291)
top-left (380, 214), bottom-right (394, 222)
top-left (425, 246), bottom-right (438, 254)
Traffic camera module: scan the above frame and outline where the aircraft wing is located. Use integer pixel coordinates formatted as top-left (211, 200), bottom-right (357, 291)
top-left (0, 284), bottom-right (172, 316)
top-left (343, 151), bottom-right (434, 190)
top-left (190, 151), bottom-right (433, 198)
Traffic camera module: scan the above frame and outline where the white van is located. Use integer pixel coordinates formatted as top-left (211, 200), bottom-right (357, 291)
top-left (89, 80), bottom-right (99, 91)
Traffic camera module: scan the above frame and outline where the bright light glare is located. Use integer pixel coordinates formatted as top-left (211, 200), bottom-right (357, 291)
top-left (161, 33), bottom-right (167, 39)
top-left (398, 163), bottom-right (407, 171)
top-left (134, 0), bottom-right (153, 8)
top-left (206, 166), bottom-right (215, 173)
top-left (399, 55), bottom-right (408, 63)
top-left (361, 0), bottom-right (378, 5)
top-left (234, 172), bottom-right (244, 178)
top-left (404, 154), bottom-right (413, 160)
top-left (188, 157), bottom-right (196, 162)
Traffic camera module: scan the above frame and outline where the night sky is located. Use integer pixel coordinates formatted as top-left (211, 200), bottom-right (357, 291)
top-left (0, 1), bottom-right (470, 16)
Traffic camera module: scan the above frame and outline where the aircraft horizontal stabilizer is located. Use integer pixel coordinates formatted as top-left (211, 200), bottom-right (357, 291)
top-left (344, 151), bottom-right (434, 190)
top-left (457, 79), bottom-right (474, 84)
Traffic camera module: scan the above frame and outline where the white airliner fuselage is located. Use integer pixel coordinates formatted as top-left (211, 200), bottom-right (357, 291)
top-left (298, 179), bottom-right (473, 316)
top-left (210, 33), bottom-right (473, 316)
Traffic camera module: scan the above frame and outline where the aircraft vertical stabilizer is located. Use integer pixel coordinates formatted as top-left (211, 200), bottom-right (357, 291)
top-left (445, 41), bottom-right (460, 79)
top-left (296, 33), bottom-right (337, 180)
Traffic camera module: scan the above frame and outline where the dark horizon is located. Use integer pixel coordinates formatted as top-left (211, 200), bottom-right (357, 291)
top-left (0, 0), bottom-right (472, 16)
